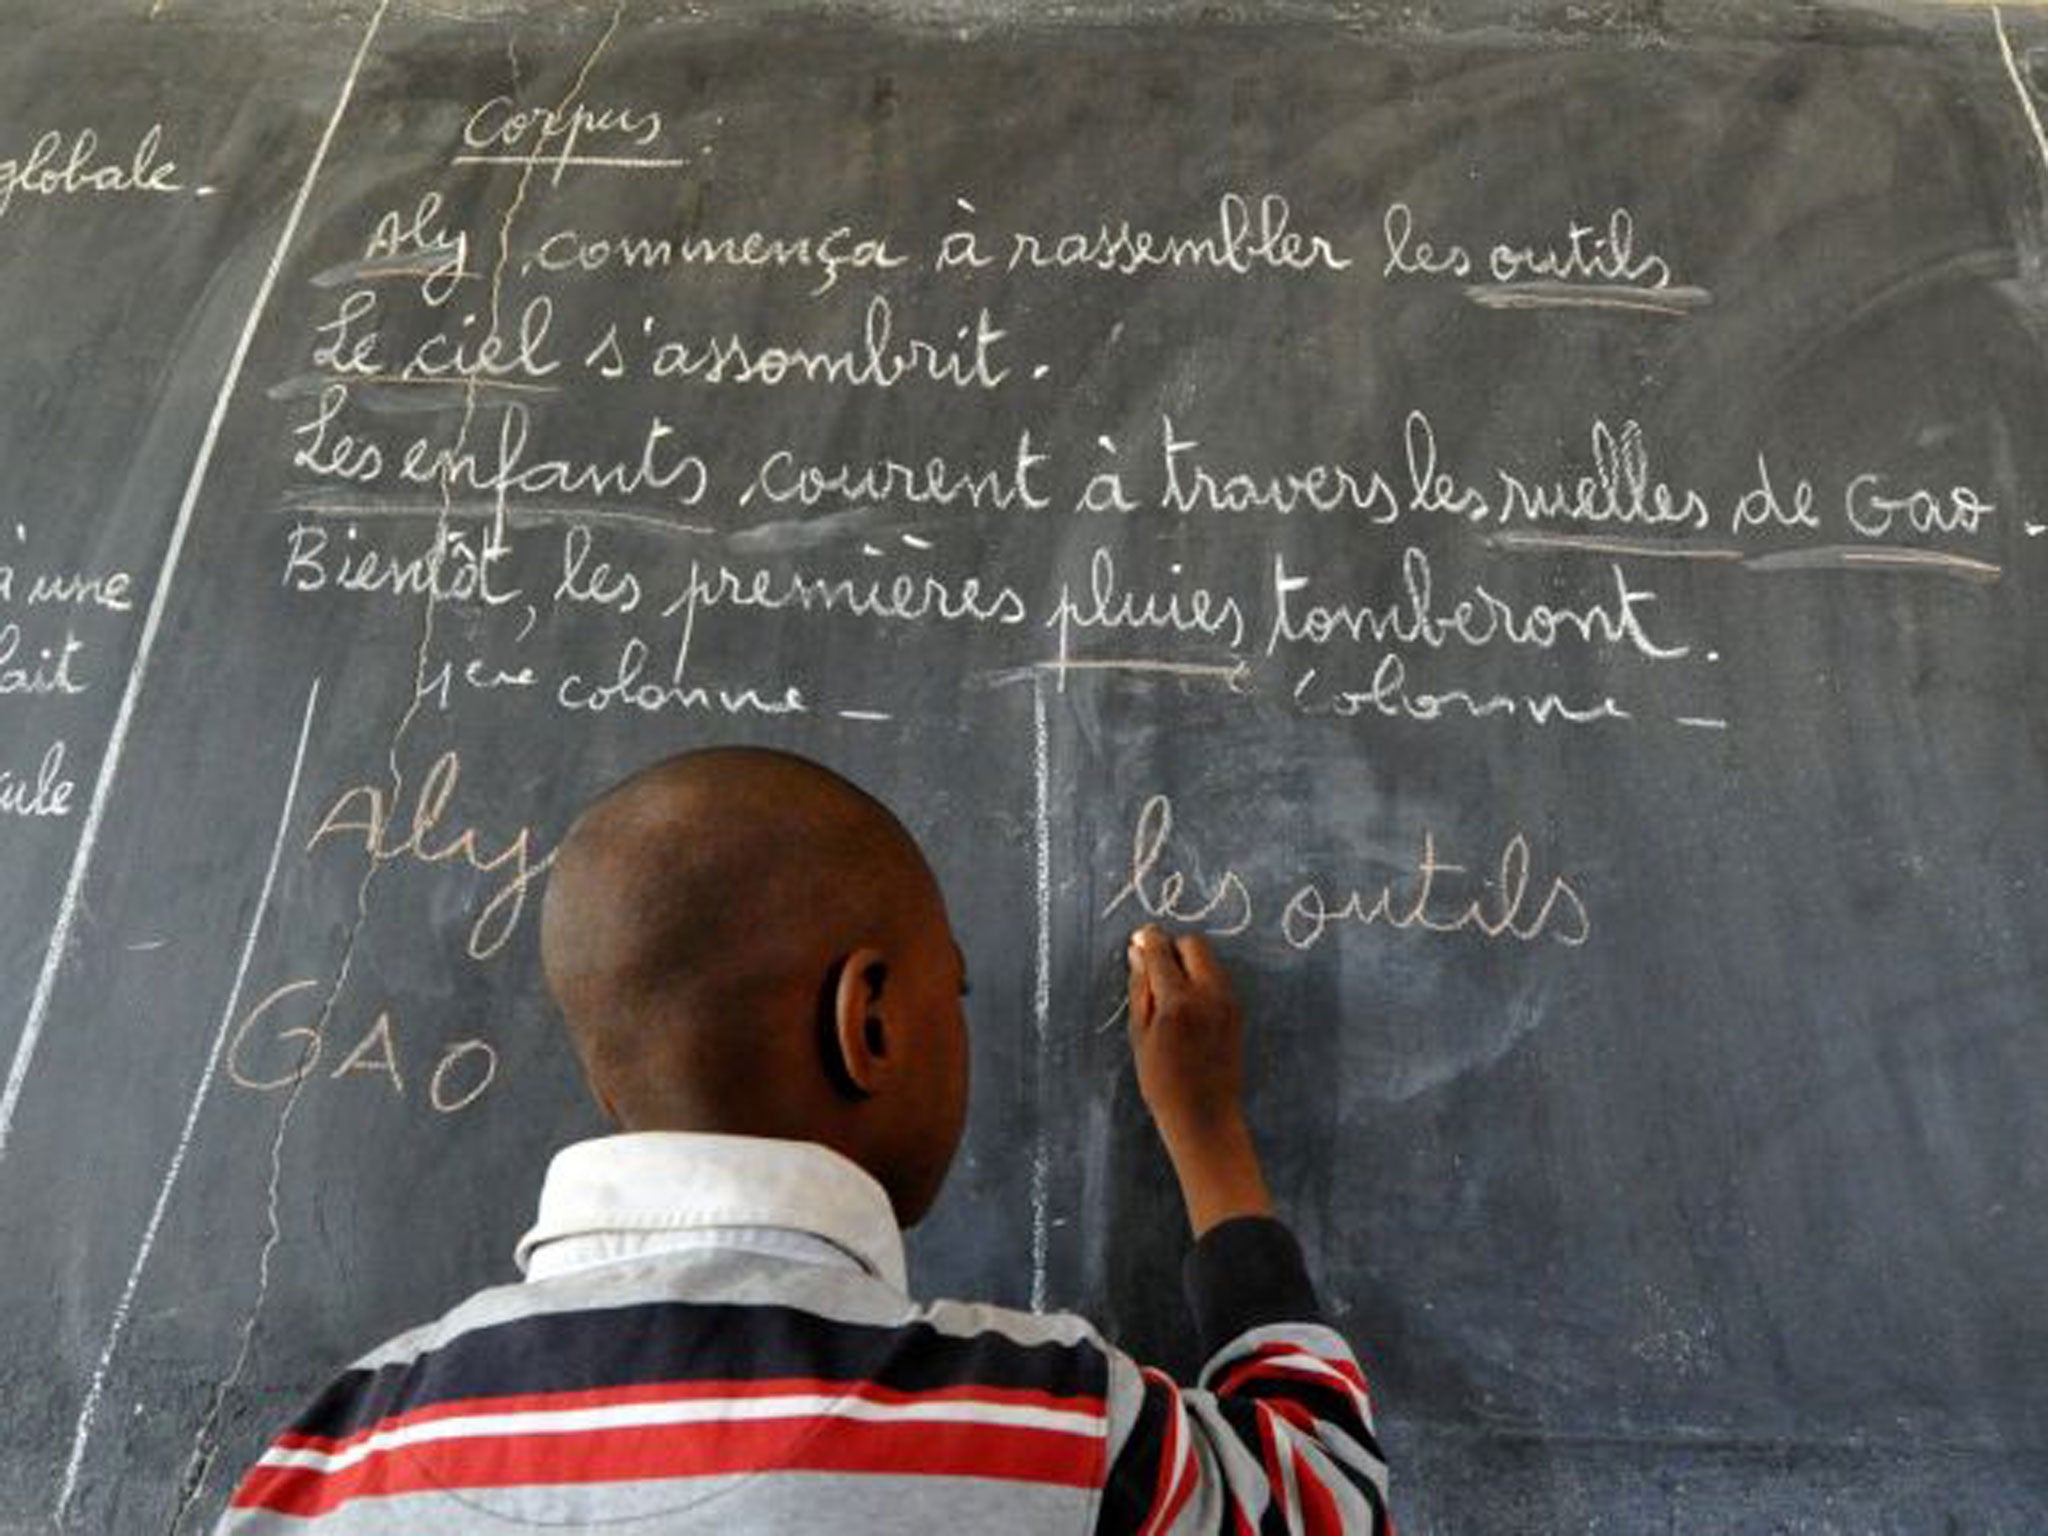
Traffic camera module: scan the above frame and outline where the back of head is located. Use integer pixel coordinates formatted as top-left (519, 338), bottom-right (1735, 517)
top-left (539, 747), bottom-right (968, 1222)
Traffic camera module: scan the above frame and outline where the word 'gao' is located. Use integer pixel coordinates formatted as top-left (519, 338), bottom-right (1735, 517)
top-left (229, 979), bottom-right (497, 1114)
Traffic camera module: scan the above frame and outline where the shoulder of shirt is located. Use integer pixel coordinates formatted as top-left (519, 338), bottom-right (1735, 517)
top-left (341, 1249), bottom-right (1124, 1377)
top-left (913, 1294), bottom-right (1118, 1355)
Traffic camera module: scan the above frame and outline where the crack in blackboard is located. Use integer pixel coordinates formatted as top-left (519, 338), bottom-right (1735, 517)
top-left (163, 10), bottom-right (628, 1529)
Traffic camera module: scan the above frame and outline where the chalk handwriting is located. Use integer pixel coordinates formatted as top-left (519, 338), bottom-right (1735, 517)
top-left (9, 569), bottom-right (133, 611)
top-left (0, 739), bottom-right (72, 819)
top-left (291, 384), bottom-right (384, 483)
top-left (0, 624), bottom-right (89, 696)
top-left (430, 1039), bottom-right (499, 1113)
top-left (1383, 202), bottom-right (1677, 289)
top-left (292, 385), bottom-right (710, 508)
top-left (1049, 546), bottom-right (1246, 673)
top-left (283, 518), bottom-right (522, 607)
top-left (215, 136), bottom-right (2006, 1149)
top-left (661, 555), bottom-right (1028, 645)
top-left (1291, 657), bottom-right (1630, 726)
top-left (1005, 193), bottom-right (1352, 276)
top-left (556, 525), bottom-right (643, 613)
top-left (311, 289), bottom-right (383, 375)
top-left (363, 190), bottom-right (472, 304)
top-left (228, 981), bottom-right (498, 1113)
top-left (0, 125), bottom-right (186, 218)
top-left (1102, 794), bottom-right (1254, 935)
top-left (396, 402), bottom-right (708, 505)
top-left (461, 94), bottom-right (668, 181)
top-left (1281, 831), bottom-right (1592, 949)
top-left (226, 979), bottom-right (323, 1091)
top-left (743, 431), bottom-right (1050, 513)
top-left (305, 751), bottom-right (550, 960)
top-left (1267, 546), bottom-right (1691, 662)
top-left (1160, 415), bottom-right (1402, 519)
top-left (1845, 472), bottom-right (1996, 540)
top-left (628, 295), bottom-right (1011, 390)
top-left (532, 222), bottom-right (909, 297)
top-left (399, 294), bottom-right (560, 383)
top-left (328, 1010), bottom-right (406, 1092)
top-left (1493, 419), bottom-right (1711, 532)
top-left (1487, 207), bottom-right (1674, 287)
top-left (1072, 411), bottom-right (1777, 536)
top-left (1382, 202), bottom-right (1472, 278)
top-left (417, 653), bottom-right (538, 711)
top-left (1103, 796), bottom-right (1591, 952)
top-left (1731, 454), bottom-right (1818, 534)
top-left (556, 636), bottom-right (809, 718)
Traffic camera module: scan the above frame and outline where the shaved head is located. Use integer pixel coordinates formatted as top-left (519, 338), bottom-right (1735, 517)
top-left (540, 747), bottom-right (970, 1221)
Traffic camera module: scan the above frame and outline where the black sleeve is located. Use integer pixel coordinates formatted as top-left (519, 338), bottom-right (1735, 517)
top-left (1094, 1216), bottom-right (1391, 1534)
top-left (1181, 1214), bottom-right (1325, 1358)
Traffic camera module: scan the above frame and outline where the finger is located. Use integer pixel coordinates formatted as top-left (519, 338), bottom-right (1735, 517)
top-left (1130, 923), bottom-right (1187, 977)
top-left (1173, 932), bottom-right (1234, 1001)
top-left (1131, 924), bottom-right (1191, 1011)
top-left (1125, 930), bottom-right (1154, 1028)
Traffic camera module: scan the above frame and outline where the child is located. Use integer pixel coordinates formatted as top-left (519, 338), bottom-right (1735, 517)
top-left (217, 747), bottom-right (1392, 1532)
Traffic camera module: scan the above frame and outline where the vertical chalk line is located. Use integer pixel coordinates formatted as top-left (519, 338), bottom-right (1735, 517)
top-left (1994, 6), bottom-right (2048, 174)
top-left (0, 0), bottom-right (393, 1169)
top-left (55, 679), bottom-right (321, 1525)
top-left (1029, 676), bottom-right (1052, 1313)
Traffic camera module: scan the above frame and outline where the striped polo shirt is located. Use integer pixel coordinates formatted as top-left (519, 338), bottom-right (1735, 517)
top-left (216, 1132), bottom-right (1392, 1532)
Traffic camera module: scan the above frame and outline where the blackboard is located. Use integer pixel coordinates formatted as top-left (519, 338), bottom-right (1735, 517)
top-left (1, 1), bottom-right (2044, 1529)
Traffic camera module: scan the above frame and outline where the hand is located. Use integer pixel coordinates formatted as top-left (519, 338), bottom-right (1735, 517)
top-left (1126, 925), bottom-right (1245, 1141)
top-left (1126, 925), bottom-right (1273, 1236)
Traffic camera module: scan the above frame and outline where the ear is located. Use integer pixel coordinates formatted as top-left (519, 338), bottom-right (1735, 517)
top-left (830, 946), bottom-right (892, 1099)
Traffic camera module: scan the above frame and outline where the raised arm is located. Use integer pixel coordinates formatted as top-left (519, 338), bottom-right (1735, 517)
top-left (1093, 926), bottom-right (1391, 1535)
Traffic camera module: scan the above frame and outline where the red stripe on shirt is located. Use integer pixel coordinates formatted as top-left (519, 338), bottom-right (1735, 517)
top-left (1257, 1406), bottom-right (1288, 1521)
top-left (236, 1413), bottom-right (1103, 1518)
top-left (1218, 1360), bottom-right (1368, 1408)
top-left (1155, 1427), bottom-right (1201, 1534)
top-left (1215, 1346), bottom-right (1370, 1404)
top-left (1293, 1439), bottom-right (1345, 1533)
top-left (275, 1375), bottom-right (1103, 1458)
top-left (1134, 1369), bottom-right (1183, 1536)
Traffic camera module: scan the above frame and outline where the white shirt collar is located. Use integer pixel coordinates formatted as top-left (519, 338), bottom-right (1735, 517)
top-left (514, 1131), bottom-right (908, 1293)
